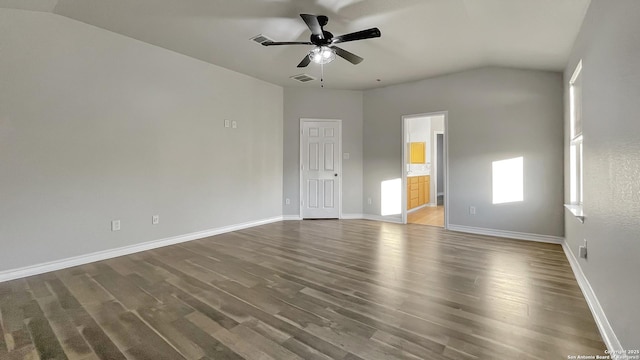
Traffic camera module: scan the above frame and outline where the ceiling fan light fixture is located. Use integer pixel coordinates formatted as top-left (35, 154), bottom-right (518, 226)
top-left (309, 46), bottom-right (336, 65)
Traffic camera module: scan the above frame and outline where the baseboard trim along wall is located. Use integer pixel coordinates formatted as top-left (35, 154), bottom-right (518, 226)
top-left (407, 205), bottom-right (428, 213)
top-left (0, 216), bottom-right (284, 283)
top-left (448, 224), bottom-right (564, 244)
top-left (285, 213), bottom-right (404, 224)
top-left (282, 215), bottom-right (303, 221)
top-left (340, 213), bottom-right (364, 219)
top-left (562, 241), bottom-right (623, 356)
top-left (362, 214), bottom-right (403, 224)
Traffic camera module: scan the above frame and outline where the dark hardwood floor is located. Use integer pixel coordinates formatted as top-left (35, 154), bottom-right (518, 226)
top-left (0, 220), bottom-right (606, 359)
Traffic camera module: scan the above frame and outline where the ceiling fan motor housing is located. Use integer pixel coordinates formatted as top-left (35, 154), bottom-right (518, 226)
top-left (311, 31), bottom-right (334, 45)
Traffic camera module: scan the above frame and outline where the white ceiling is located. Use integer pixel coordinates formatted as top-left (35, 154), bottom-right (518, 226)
top-left (2, 0), bottom-right (591, 90)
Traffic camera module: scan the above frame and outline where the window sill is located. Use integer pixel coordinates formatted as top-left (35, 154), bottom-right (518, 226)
top-left (564, 204), bottom-right (585, 223)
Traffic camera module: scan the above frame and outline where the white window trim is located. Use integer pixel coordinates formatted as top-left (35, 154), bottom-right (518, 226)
top-left (566, 61), bottom-right (584, 222)
top-left (569, 60), bottom-right (583, 140)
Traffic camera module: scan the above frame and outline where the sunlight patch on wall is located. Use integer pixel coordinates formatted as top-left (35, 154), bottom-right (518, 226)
top-left (492, 157), bottom-right (524, 204)
top-left (570, 145), bottom-right (579, 203)
top-left (381, 178), bottom-right (401, 216)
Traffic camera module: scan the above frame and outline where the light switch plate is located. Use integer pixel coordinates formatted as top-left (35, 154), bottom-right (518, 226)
top-left (111, 220), bottom-right (121, 231)
top-left (224, 119), bottom-right (230, 128)
top-left (232, 120), bottom-right (237, 128)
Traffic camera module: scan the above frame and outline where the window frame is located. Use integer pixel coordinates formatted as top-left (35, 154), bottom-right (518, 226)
top-left (569, 61), bottom-right (583, 206)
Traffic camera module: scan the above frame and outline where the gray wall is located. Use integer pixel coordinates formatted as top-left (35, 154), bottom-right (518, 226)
top-left (563, 0), bottom-right (640, 349)
top-left (283, 87), bottom-right (363, 216)
top-left (363, 67), bottom-right (564, 236)
top-left (0, 9), bottom-right (283, 272)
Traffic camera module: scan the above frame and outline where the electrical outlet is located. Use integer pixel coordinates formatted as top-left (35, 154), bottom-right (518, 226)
top-left (231, 120), bottom-right (237, 129)
top-left (285, 198), bottom-right (290, 205)
top-left (367, 197), bottom-right (372, 205)
top-left (111, 220), bottom-right (121, 231)
top-left (152, 215), bottom-right (159, 225)
top-left (579, 245), bottom-right (587, 258)
top-left (579, 239), bottom-right (588, 258)
top-left (224, 119), bottom-right (230, 128)
top-left (469, 206), bottom-right (476, 215)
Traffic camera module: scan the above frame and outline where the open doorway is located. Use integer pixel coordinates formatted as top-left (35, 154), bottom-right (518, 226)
top-left (402, 112), bottom-right (448, 228)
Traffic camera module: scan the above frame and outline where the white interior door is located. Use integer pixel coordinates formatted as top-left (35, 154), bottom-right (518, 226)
top-left (300, 120), bottom-right (341, 219)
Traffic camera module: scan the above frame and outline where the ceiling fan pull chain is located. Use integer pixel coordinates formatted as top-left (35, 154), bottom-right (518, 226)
top-left (321, 62), bottom-right (324, 88)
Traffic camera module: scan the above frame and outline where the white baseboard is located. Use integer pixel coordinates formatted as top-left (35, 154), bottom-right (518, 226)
top-left (562, 241), bottom-right (623, 356)
top-left (283, 214), bottom-right (365, 220)
top-left (407, 205), bottom-right (428, 213)
top-left (341, 213), bottom-right (364, 219)
top-left (362, 214), bottom-right (403, 224)
top-left (408, 204), bottom-right (437, 210)
top-left (0, 216), bottom-right (283, 283)
top-left (280, 213), bottom-right (402, 223)
top-left (282, 215), bottom-right (302, 221)
top-left (447, 224), bottom-right (563, 244)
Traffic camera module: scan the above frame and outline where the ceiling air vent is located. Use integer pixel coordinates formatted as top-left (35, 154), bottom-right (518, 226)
top-left (250, 34), bottom-right (275, 45)
top-left (290, 74), bottom-right (316, 83)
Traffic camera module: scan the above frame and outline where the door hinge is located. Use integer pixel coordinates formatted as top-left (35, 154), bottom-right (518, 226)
top-left (301, 164), bottom-right (304, 170)
top-left (301, 129), bottom-right (304, 135)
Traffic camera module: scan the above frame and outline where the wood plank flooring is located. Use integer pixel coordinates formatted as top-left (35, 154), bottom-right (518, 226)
top-left (0, 220), bottom-right (606, 359)
top-left (408, 206), bottom-right (444, 227)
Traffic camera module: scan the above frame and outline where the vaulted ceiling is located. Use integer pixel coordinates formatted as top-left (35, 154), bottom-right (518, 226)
top-left (2, 0), bottom-right (591, 90)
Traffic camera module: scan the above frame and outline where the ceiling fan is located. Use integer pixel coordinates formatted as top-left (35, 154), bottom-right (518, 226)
top-left (262, 14), bottom-right (381, 68)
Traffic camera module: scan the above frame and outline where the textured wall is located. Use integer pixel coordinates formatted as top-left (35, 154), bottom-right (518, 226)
top-left (0, 9), bottom-right (283, 272)
top-left (563, 0), bottom-right (640, 349)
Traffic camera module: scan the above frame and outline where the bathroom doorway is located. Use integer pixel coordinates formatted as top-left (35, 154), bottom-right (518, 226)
top-left (402, 112), bottom-right (448, 228)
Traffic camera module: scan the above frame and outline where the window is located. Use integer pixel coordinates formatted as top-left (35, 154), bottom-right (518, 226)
top-left (569, 61), bottom-right (583, 205)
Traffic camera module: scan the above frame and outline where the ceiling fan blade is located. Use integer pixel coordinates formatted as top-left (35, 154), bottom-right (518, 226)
top-left (297, 55), bottom-right (311, 68)
top-left (331, 27), bottom-right (381, 44)
top-left (300, 14), bottom-right (324, 39)
top-left (262, 41), bottom-right (313, 46)
top-left (332, 46), bottom-right (364, 65)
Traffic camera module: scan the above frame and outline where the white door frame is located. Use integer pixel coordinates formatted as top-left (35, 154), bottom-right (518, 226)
top-left (299, 118), bottom-right (343, 219)
top-left (433, 130), bottom-right (445, 206)
top-left (401, 111), bottom-right (449, 228)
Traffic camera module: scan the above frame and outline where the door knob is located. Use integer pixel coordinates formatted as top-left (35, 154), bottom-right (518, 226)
top-left (334, 173), bottom-right (338, 177)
